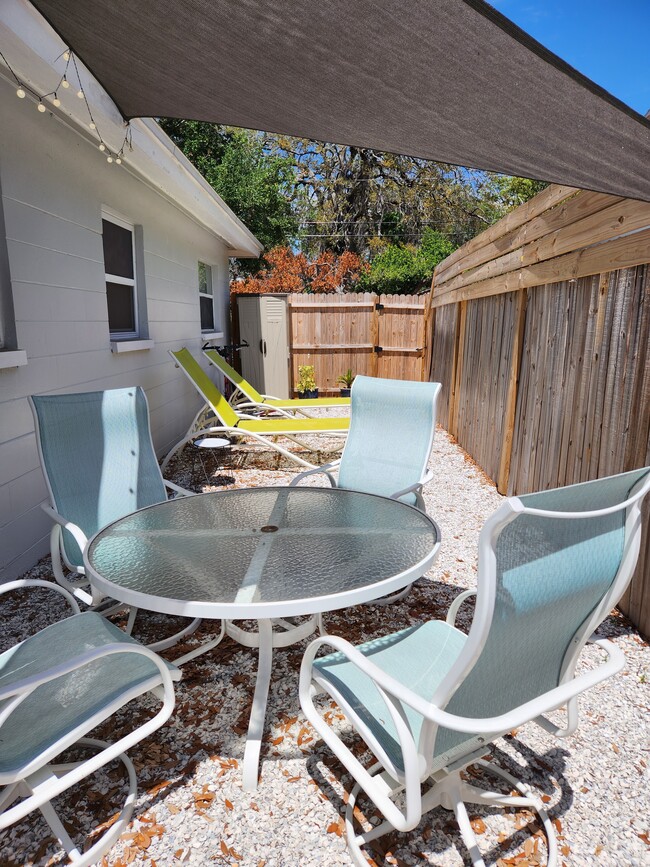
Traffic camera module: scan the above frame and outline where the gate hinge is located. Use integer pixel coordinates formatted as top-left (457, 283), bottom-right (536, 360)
top-left (375, 303), bottom-right (384, 310)
top-left (374, 345), bottom-right (383, 353)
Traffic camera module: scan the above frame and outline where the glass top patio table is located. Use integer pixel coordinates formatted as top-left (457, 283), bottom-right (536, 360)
top-left (84, 487), bottom-right (440, 619)
top-left (84, 486), bottom-right (440, 790)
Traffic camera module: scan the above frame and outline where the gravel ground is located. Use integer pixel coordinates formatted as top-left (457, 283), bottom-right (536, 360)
top-left (1, 421), bottom-right (649, 867)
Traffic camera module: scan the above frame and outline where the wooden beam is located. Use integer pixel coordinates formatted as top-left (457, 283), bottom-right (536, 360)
top-left (433, 184), bottom-right (579, 284)
top-left (435, 197), bottom-right (650, 299)
top-left (435, 190), bottom-right (623, 288)
top-left (432, 226), bottom-right (650, 308)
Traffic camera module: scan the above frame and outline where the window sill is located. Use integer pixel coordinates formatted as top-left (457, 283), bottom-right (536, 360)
top-left (110, 339), bottom-right (155, 354)
top-left (201, 332), bottom-right (224, 341)
top-left (0, 350), bottom-right (28, 369)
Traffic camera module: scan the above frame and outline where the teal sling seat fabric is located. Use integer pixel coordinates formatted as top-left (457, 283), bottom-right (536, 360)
top-left (31, 388), bottom-right (167, 568)
top-left (337, 375), bottom-right (440, 505)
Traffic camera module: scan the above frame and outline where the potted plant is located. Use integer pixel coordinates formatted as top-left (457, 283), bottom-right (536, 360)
top-left (297, 364), bottom-right (318, 399)
top-left (336, 368), bottom-right (355, 397)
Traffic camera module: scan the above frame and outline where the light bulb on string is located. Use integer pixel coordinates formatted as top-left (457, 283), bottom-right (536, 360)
top-left (63, 51), bottom-right (70, 61)
top-left (98, 143), bottom-right (106, 152)
top-left (89, 121), bottom-right (96, 130)
top-left (37, 101), bottom-right (46, 113)
top-left (115, 157), bottom-right (122, 165)
top-left (76, 89), bottom-right (84, 99)
top-left (52, 94), bottom-right (61, 107)
top-left (61, 77), bottom-right (69, 89)
top-left (107, 155), bottom-right (113, 164)
top-left (16, 87), bottom-right (25, 98)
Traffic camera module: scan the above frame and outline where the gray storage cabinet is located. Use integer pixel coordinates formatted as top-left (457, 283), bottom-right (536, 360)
top-left (236, 294), bottom-right (290, 399)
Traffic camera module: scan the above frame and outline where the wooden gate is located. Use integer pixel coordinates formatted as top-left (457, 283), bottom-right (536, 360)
top-left (288, 292), bottom-right (429, 394)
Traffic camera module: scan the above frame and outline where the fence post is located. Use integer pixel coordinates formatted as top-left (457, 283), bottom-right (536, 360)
top-left (449, 300), bottom-right (467, 436)
top-left (370, 294), bottom-right (379, 376)
top-left (497, 289), bottom-right (528, 495)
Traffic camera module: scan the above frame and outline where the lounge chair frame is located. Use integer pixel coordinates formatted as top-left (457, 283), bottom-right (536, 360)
top-left (163, 348), bottom-right (350, 471)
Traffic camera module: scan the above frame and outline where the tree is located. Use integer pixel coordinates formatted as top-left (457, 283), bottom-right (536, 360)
top-left (359, 228), bottom-right (455, 295)
top-left (158, 120), bottom-right (300, 272)
top-left (264, 137), bottom-right (496, 257)
top-left (232, 246), bottom-right (368, 295)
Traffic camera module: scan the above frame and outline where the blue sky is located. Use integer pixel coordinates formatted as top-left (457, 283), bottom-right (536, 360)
top-left (490, 1), bottom-right (650, 116)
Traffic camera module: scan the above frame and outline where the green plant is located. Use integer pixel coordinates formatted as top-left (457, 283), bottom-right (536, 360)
top-left (336, 368), bottom-right (355, 388)
top-left (297, 364), bottom-right (316, 393)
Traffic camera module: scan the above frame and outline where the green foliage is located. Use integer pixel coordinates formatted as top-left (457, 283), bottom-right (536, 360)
top-left (297, 365), bottom-right (316, 392)
top-left (158, 119), bottom-right (299, 272)
top-left (336, 368), bottom-right (355, 388)
top-left (477, 175), bottom-right (549, 223)
top-left (359, 228), bottom-right (455, 295)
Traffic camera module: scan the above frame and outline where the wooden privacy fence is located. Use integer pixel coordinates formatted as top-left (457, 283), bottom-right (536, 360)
top-left (288, 292), bottom-right (430, 393)
top-left (429, 184), bottom-right (650, 637)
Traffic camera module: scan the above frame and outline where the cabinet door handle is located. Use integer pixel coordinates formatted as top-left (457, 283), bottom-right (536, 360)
top-left (260, 339), bottom-right (267, 356)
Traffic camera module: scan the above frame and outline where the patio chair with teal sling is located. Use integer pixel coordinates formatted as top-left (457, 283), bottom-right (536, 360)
top-left (30, 387), bottom-right (206, 654)
top-left (203, 347), bottom-right (350, 416)
top-left (163, 348), bottom-right (350, 471)
top-left (300, 467), bottom-right (650, 866)
top-left (290, 373), bottom-right (441, 603)
top-left (0, 578), bottom-right (180, 866)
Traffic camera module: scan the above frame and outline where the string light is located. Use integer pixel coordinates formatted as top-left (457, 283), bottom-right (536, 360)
top-left (1, 47), bottom-right (132, 168)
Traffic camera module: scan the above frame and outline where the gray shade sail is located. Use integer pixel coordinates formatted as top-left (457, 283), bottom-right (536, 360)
top-left (30, 0), bottom-right (650, 202)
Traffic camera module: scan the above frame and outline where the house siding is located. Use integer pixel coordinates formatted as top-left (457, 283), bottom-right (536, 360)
top-left (0, 80), bottom-right (233, 579)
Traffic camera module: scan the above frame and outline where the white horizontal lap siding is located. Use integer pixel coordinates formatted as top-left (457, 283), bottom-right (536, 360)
top-left (0, 81), bottom-right (232, 579)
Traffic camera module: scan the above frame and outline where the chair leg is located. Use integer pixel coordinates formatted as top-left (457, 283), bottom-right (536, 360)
top-left (341, 760), bottom-right (558, 867)
top-left (23, 740), bottom-right (138, 867)
top-left (457, 760), bottom-right (558, 867)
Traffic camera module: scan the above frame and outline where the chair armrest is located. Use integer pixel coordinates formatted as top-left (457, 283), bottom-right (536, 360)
top-left (40, 504), bottom-right (88, 552)
top-left (301, 633), bottom-right (625, 737)
top-left (289, 460), bottom-right (341, 488)
top-left (446, 590), bottom-right (477, 626)
top-left (389, 469), bottom-right (434, 502)
top-left (0, 579), bottom-right (80, 615)
top-left (163, 479), bottom-right (195, 497)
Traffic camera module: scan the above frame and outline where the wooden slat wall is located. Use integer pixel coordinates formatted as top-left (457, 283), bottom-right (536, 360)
top-left (453, 293), bottom-right (520, 483)
top-left (288, 292), bottom-right (426, 393)
top-left (428, 302), bottom-right (457, 423)
top-left (429, 183), bottom-right (650, 637)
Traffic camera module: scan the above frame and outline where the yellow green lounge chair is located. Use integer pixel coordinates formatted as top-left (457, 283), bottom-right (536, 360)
top-left (203, 348), bottom-right (350, 417)
top-left (163, 348), bottom-right (350, 470)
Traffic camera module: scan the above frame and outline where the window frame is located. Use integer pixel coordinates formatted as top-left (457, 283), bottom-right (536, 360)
top-left (102, 209), bottom-right (139, 339)
top-left (198, 261), bottom-right (216, 333)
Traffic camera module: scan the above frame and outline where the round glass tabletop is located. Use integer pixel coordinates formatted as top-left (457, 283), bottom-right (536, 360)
top-left (84, 487), bottom-right (440, 618)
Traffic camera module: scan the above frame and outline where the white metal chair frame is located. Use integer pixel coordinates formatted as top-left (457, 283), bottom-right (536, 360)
top-left (300, 472), bottom-right (650, 866)
top-left (30, 390), bottom-right (200, 654)
top-left (0, 579), bottom-right (178, 867)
